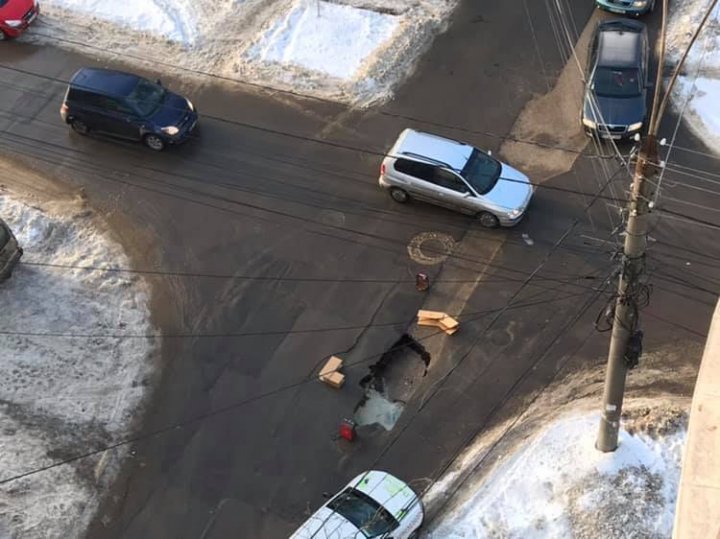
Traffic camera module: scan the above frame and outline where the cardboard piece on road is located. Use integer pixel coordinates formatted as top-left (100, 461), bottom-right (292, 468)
top-left (322, 372), bottom-right (345, 389)
top-left (417, 310), bottom-right (459, 336)
top-left (319, 355), bottom-right (345, 389)
top-left (417, 310), bottom-right (446, 320)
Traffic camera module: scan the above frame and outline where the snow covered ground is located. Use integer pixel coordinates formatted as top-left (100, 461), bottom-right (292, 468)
top-left (425, 408), bottom-right (687, 538)
top-left (0, 188), bottom-right (155, 538)
top-left (666, 0), bottom-right (720, 154)
top-left (34, 0), bottom-right (458, 105)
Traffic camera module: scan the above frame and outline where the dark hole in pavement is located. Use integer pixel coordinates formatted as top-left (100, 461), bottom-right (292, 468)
top-left (354, 334), bottom-right (431, 430)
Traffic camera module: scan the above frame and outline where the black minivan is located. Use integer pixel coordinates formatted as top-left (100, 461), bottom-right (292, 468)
top-left (60, 68), bottom-right (198, 151)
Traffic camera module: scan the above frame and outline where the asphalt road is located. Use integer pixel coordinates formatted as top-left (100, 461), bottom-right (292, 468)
top-left (0, 0), bottom-right (718, 538)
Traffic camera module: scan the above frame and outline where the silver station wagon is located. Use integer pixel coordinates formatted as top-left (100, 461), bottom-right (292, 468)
top-left (379, 129), bottom-right (533, 228)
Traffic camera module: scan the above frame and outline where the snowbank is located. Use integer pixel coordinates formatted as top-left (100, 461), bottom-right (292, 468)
top-left (44, 0), bottom-right (200, 42)
top-left (426, 412), bottom-right (686, 538)
top-left (0, 191), bottom-right (155, 538)
top-left (248, 1), bottom-right (400, 80)
top-left (35, 0), bottom-right (457, 106)
top-left (666, 0), bottom-right (720, 154)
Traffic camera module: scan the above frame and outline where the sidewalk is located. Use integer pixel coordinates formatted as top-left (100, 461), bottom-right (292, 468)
top-left (673, 298), bottom-right (720, 539)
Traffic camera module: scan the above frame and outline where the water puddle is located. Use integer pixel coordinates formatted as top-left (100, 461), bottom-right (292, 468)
top-left (354, 389), bottom-right (404, 430)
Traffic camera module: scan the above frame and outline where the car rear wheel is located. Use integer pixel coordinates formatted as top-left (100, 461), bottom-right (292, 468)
top-left (478, 211), bottom-right (500, 228)
top-left (143, 134), bottom-right (165, 151)
top-left (70, 119), bottom-right (89, 135)
top-left (389, 187), bottom-right (409, 203)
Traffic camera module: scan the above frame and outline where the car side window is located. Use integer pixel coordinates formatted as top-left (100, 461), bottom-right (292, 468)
top-left (588, 35), bottom-right (598, 76)
top-left (434, 168), bottom-right (469, 193)
top-left (102, 97), bottom-right (134, 116)
top-left (72, 90), bottom-right (103, 108)
top-left (394, 159), bottom-right (435, 182)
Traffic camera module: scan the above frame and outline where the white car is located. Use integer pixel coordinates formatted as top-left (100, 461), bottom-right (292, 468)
top-left (290, 471), bottom-right (424, 539)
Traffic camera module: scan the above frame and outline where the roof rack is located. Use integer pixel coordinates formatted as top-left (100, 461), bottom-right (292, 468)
top-left (398, 151), bottom-right (453, 169)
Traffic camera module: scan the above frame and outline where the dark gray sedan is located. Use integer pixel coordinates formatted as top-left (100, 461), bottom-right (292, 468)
top-left (582, 19), bottom-right (650, 139)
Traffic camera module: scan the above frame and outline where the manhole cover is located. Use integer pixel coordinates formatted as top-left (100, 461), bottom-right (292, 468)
top-left (407, 232), bottom-right (455, 265)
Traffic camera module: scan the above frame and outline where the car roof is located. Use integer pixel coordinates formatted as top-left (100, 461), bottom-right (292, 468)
top-left (69, 68), bottom-right (142, 97)
top-left (597, 21), bottom-right (645, 68)
top-left (389, 128), bottom-right (473, 171)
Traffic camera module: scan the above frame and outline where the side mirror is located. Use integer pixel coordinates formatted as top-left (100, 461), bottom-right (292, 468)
top-left (155, 78), bottom-right (163, 87)
top-left (487, 150), bottom-right (492, 156)
top-left (322, 492), bottom-right (331, 499)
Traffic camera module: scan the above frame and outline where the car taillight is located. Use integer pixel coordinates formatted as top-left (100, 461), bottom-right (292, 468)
top-left (60, 104), bottom-right (68, 115)
top-left (380, 163), bottom-right (386, 175)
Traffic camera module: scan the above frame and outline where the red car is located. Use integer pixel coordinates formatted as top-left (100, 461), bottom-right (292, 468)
top-left (0, 0), bottom-right (39, 40)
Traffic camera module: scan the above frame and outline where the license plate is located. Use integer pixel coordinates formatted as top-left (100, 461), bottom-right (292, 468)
top-left (608, 7), bottom-right (625, 13)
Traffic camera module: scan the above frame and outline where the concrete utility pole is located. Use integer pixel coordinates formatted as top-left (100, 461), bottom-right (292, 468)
top-left (597, 0), bottom-right (718, 452)
top-left (596, 136), bottom-right (657, 452)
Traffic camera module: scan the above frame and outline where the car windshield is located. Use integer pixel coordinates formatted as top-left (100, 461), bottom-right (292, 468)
top-left (461, 149), bottom-right (501, 194)
top-left (126, 79), bottom-right (165, 117)
top-left (593, 67), bottom-right (642, 98)
top-left (327, 488), bottom-right (399, 538)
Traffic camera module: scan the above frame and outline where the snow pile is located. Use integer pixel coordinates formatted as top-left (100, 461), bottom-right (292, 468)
top-left (666, 0), bottom-right (720, 153)
top-left (426, 412), bottom-right (686, 538)
top-left (0, 192), bottom-right (155, 538)
top-left (43, 0), bottom-right (200, 42)
top-left (248, 1), bottom-right (400, 80)
top-left (34, 0), bottom-right (457, 105)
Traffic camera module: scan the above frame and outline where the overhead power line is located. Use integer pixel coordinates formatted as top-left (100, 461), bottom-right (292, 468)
top-left (0, 289), bottom-right (590, 487)
top-left (0, 290), bottom-right (594, 340)
top-left (0, 69), bottom-right (623, 201)
top-left (0, 130), bottom-right (623, 289)
top-left (9, 32), bottom-right (609, 157)
top-left (3, 69), bottom-right (717, 229)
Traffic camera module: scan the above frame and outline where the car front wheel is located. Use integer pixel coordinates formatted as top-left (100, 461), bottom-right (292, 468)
top-left (389, 187), bottom-right (409, 203)
top-left (143, 134), bottom-right (165, 151)
top-left (70, 119), bottom-right (89, 135)
top-left (478, 211), bottom-right (500, 228)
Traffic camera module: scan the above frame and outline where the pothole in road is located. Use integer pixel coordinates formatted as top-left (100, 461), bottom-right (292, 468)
top-left (354, 334), bottom-right (431, 431)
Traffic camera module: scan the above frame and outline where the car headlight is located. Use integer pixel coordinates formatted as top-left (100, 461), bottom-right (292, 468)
top-left (186, 99), bottom-right (194, 112)
top-left (4, 20), bottom-right (24, 28)
top-left (582, 117), bottom-right (596, 129)
top-left (161, 126), bottom-right (180, 136)
top-left (628, 122), bottom-right (643, 131)
top-left (632, 0), bottom-right (647, 6)
top-left (509, 208), bottom-right (522, 219)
